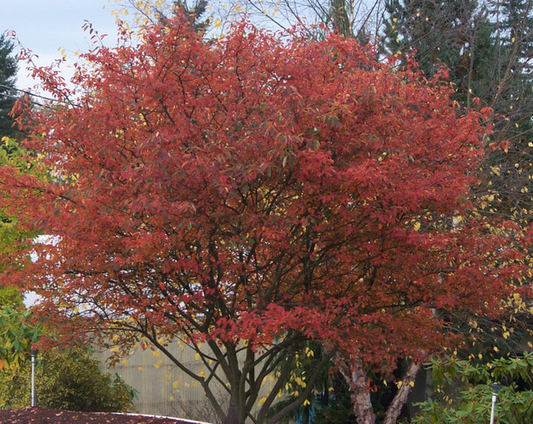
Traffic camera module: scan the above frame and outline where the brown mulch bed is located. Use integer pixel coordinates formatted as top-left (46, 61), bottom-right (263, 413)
top-left (0, 408), bottom-right (207, 423)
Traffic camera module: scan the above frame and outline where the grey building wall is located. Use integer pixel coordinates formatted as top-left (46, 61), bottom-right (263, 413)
top-left (93, 341), bottom-right (278, 424)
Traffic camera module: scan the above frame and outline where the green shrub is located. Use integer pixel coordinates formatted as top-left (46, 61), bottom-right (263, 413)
top-left (413, 352), bottom-right (533, 424)
top-left (0, 346), bottom-right (136, 412)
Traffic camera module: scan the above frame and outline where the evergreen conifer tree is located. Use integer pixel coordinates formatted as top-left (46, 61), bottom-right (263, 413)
top-left (0, 34), bottom-right (18, 139)
top-left (381, 0), bottom-right (491, 105)
top-left (173, 0), bottom-right (209, 31)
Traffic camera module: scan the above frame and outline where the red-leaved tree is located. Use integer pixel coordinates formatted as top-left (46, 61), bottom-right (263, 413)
top-left (1, 15), bottom-right (527, 424)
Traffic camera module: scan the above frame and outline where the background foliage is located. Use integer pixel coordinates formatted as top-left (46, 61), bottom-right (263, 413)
top-left (0, 346), bottom-right (136, 412)
top-left (413, 352), bottom-right (533, 424)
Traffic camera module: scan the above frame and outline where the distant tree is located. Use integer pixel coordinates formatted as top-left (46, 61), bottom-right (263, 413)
top-left (124, 0), bottom-right (211, 31)
top-left (173, 0), bottom-right (210, 30)
top-left (224, 0), bottom-right (387, 40)
top-left (381, 0), bottom-right (490, 106)
top-left (0, 34), bottom-right (19, 139)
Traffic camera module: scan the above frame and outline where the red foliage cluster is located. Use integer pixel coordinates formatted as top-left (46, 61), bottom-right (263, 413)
top-left (1, 14), bottom-right (527, 379)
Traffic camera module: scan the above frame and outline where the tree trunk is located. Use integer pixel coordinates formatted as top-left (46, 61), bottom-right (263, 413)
top-left (333, 353), bottom-right (422, 424)
top-left (382, 359), bottom-right (422, 424)
top-left (223, 395), bottom-right (246, 424)
top-left (333, 353), bottom-right (376, 424)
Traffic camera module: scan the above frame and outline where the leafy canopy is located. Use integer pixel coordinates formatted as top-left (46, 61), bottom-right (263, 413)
top-left (0, 13), bottom-right (529, 424)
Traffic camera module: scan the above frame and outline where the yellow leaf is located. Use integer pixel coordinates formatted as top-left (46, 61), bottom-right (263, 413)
top-left (413, 221), bottom-right (421, 231)
top-left (490, 166), bottom-right (501, 176)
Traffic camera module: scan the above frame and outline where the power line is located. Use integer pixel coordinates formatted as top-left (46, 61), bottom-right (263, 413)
top-left (0, 83), bottom-right (80, 109)
top-left (0, 89), bottom-right (52, 109)
top-left (0, 83), bottom-right (63, 104)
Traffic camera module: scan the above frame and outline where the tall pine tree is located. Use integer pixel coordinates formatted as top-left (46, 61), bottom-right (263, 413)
top-left (173, 0), bottom-right (209, 31)
top-left (488, 0), bottom-right (533, 145)
top-left (0, 34), bottom-right (18, 139)
top-left (381, 0), bottom-right (492, 106)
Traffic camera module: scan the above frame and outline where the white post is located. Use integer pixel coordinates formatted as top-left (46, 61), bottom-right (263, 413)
top-left (31, 350), bottom-right (37, 408)
top-left (489, 384), bottom-right (501, 424)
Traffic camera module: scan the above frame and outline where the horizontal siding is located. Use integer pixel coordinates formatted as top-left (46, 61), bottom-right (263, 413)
top-left (94, 342), bottom-right (220, 422)
top-left (93, 342), bottom-right (282, 423)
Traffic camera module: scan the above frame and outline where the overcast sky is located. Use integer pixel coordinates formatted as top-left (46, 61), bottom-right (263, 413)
top-left (1, 0), bottom-right (123, 91)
